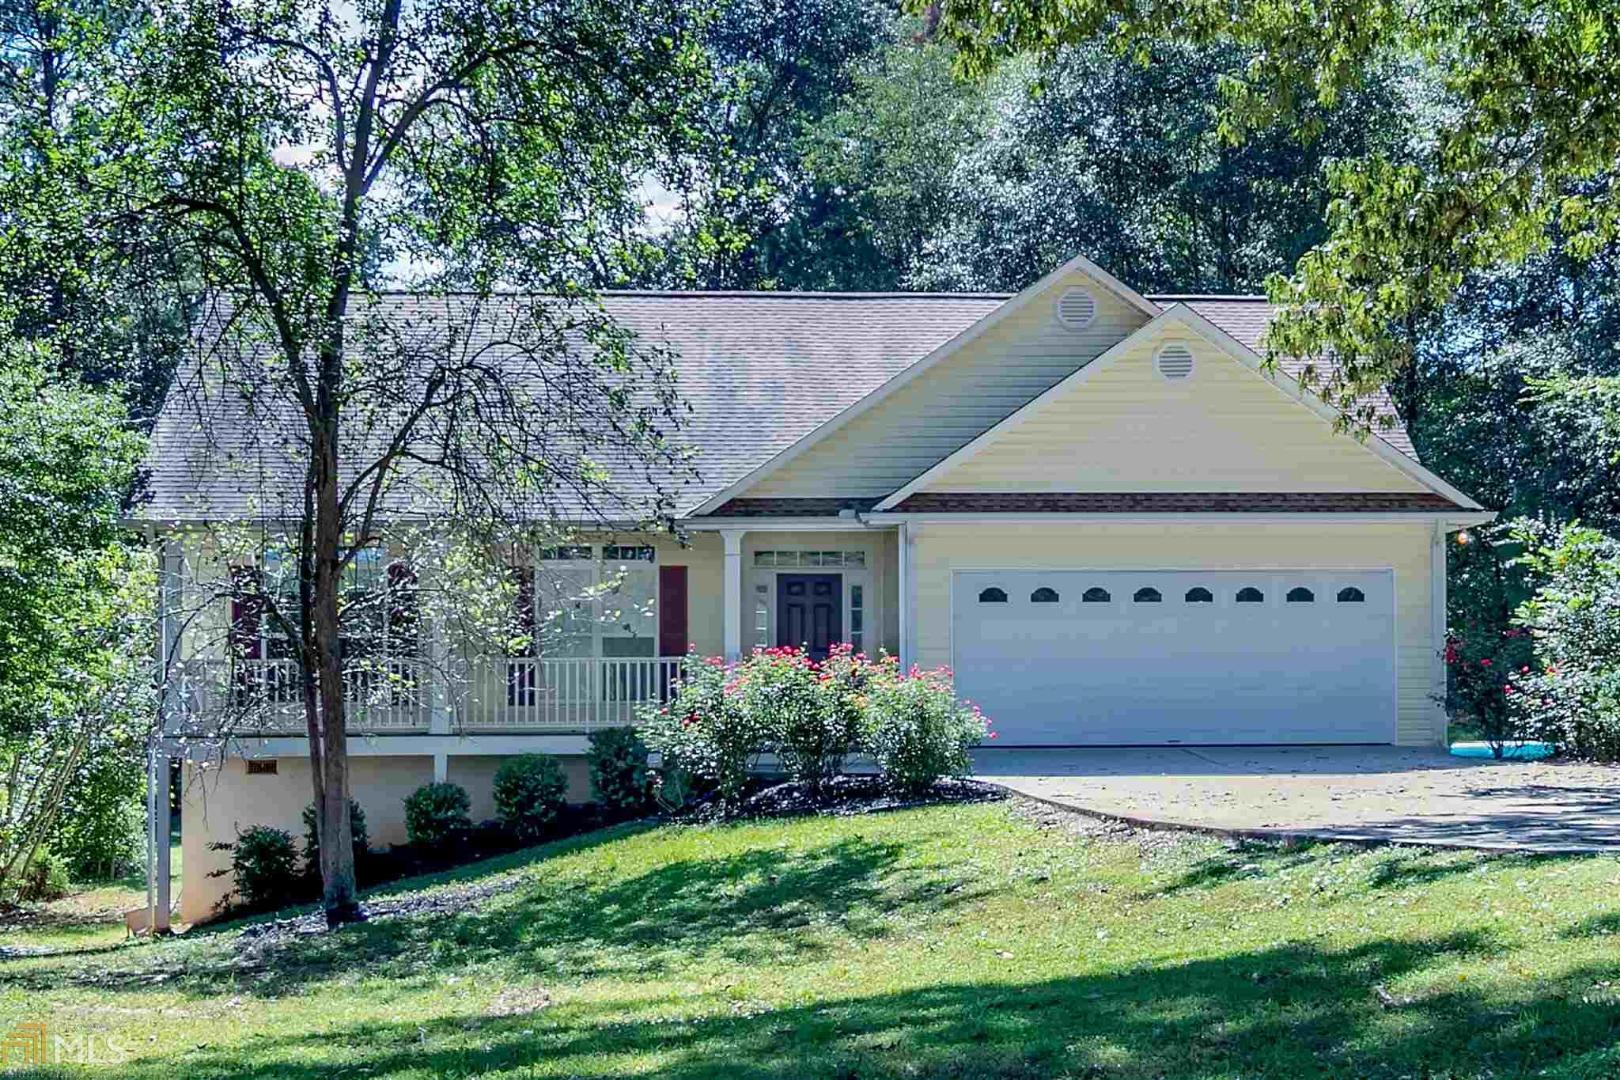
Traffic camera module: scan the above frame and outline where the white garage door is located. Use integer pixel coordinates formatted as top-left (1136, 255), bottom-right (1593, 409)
top-left (953, 570), bottom-right (1396, 745)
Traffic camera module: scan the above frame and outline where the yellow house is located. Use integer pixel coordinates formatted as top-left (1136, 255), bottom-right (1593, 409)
top-left (139, 254), bottom-right (1490, 923)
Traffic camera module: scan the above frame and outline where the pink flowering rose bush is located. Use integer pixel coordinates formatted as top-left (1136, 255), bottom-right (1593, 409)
top-left (640, 645), bottom-right (989, 808)
top-left (738, 645), bottom-right (870, 792)
top-left (1442, 629), bottom-right (1533, 758)
top-left (861, 665), bottom-right (989, 796)
top-left (641, 653), bottom-right (764, 809)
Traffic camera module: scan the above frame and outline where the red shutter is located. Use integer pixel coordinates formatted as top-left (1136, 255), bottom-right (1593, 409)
top-left (658, 565), bottom-right (689, 657)
top-left (229, 566), bottom-right (263, 660)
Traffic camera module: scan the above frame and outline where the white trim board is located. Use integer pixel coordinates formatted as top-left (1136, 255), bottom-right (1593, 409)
top-left (686, 253), bottom-right (1161, 516)
top-left (873, 304), bottom-right (1484, 513)
top-left (864, 512), bottom-right (1495, 527)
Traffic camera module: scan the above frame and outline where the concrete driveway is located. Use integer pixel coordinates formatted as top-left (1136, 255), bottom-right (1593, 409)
top-left (973, 746), bottom-right (1620, 854)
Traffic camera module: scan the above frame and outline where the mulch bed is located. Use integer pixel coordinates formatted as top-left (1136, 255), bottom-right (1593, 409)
top-left (673, 774), bottom-right (1007, 824)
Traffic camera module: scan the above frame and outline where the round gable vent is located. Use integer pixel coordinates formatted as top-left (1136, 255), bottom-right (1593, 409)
top-left (1155, 341), bottom-right (1195, 379)
top-left (1054, 287), bottom-right (1097, 330)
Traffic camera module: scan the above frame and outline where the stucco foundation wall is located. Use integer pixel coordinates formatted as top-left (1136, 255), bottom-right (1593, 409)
top-left (180, 751), bottom-right (594, 924)
top-left (910, 521), bottom-right (1442, 747)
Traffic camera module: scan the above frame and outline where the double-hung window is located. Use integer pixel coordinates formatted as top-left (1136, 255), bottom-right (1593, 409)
top-left (517, 544), bottom-right (658, 658)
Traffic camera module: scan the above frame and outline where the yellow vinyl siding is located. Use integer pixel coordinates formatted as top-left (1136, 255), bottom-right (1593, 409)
top-left (922, 332), bottom-right (1428, 494)
top-left (746, 272), bottom-right (1152, 499)
top-left (910, 521), bottom-right (1441, 746)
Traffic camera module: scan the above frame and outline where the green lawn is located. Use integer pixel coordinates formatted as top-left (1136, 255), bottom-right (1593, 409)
top-left (2, 802), bottom-right (1619, 1078)
top-left (0, 846), bottom-right (178, 956)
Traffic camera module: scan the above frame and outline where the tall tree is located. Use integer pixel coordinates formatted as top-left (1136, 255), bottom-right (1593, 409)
top-left (648, 0), bottom-right (893, 288)
top-left (0, 1), bottom-right (190, 418)
top-left (924, 0), bottom-right (1620, 430)
top-left (60, 0), bottom-right (707, 925)
top-left (911, 43), bottom-right (1409, 294)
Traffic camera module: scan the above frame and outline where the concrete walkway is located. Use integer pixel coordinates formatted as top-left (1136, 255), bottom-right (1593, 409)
top-left (973, 746), bottom-right (1620, 854)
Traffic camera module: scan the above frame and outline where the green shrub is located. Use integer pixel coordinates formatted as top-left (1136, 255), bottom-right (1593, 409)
top-left (493, 755), bottom-right (568, 842)
top-left (862, 667), bottom-right (989, 795)
top-left (15, 849), bottom-right (71, 902)
top-left (48, 747), bottom-right (145, 882)
top-left (641, 654), bottom-right (765, 808)
top-left (222, 826), bottom-right (300, 912)
top-left (1509, 523), bottom-right (1620, 761)
top-left (1443, 630), bottom-right (1534, 755)
top-left (586, 727), bottom-right (652, 814)
top-left (301, 799), bottom-right (369, 878)
top-left (742, 644), bottom-right (874, 790)
top-left (404, 782), bottom-right (471, 850)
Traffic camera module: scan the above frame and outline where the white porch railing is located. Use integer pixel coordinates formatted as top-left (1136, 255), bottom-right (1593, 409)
top-left (171, 658), bottom-right (431, 735)
top-left (461, 656), bottom-right (685, 732)
top-left (170, 656), bottom-right (684, 736)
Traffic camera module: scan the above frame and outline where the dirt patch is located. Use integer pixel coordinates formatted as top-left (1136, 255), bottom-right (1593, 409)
top-left (675, 775), bottom-right (1007, 823)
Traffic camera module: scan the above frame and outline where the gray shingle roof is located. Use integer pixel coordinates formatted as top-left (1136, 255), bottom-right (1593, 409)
top-left (140, 290), bottom-right (1419, 523)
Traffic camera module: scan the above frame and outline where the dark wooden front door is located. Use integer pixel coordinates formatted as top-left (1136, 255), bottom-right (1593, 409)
top-left (776, 574), bottom-right (842, 660)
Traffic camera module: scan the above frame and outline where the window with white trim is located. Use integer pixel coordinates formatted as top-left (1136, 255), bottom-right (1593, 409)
top-left (519, 544), bottom-right (659, 659)
top-left (753, 584), bottom-right (770, 648)
top-left (849, 584), bottom-right (865, 652)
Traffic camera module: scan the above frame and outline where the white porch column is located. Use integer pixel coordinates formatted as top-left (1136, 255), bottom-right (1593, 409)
top-left (722, 529), bottom-right (745, 661)
top-left (148, 751), bottom-right (172, 934)
top-left (1431, 521), bottom-right (1450, 746)
top-left (898, 522), bottom-right (915, 670)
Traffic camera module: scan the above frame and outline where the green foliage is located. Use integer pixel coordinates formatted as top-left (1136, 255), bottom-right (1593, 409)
top-left (404, 783), bottom-right (472, 851)
top-left (48, 748), bottom-right (146, 882)
top-left (585, 727), bottom-right (653, 815)
top-left (925, 0), bottom-right (1620, 421)
top-left (642, 655), bottom-right (764, 807)
top-left (743, 645), bottom-right (871, 790)
top-left (912, 43), bottom-right (1406, 294)
top-left (15, 849), bottom-right (71, 903)
top-left (1508, 523), bottom-right (1620, 762)
top-left (492, 755), bottom-right (569, 843)
top-left (301, 800), bottom-right (369, 877)
top-left (643, 647), bottom-right (984, 806)
top-left (646, 0), bottom-right (894, 288)
top-left (0, 340), bottom-right (149, 896)
top-left (1442, 627), bottom-right (1534, 754)
top-left (861, 668), bottom-right (989, 795)
top-left (220, 826), bottom-right (301, 914)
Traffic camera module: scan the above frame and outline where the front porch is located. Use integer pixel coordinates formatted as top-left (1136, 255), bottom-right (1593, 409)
top-left (162, 524), bottom-right (902, 740)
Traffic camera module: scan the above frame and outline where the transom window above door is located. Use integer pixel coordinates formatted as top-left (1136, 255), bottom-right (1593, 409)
top-left (754, 550), bottom-right (866, 568)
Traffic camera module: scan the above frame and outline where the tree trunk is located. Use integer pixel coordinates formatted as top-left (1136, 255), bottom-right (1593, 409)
top-left (312, 420), bottom-right (360, 926)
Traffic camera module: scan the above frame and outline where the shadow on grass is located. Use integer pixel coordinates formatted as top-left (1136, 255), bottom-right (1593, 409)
top-left (1563, 910), bottom-right (1620, 939)
top-left (0, 826), bottom-right (992, 999)
top-left (58, 929), bottom-right (1620, 1080)
top-left (175, 819), bottom-right (659, 942)
top-left (1148, 842), bottom-right (1324, 896)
